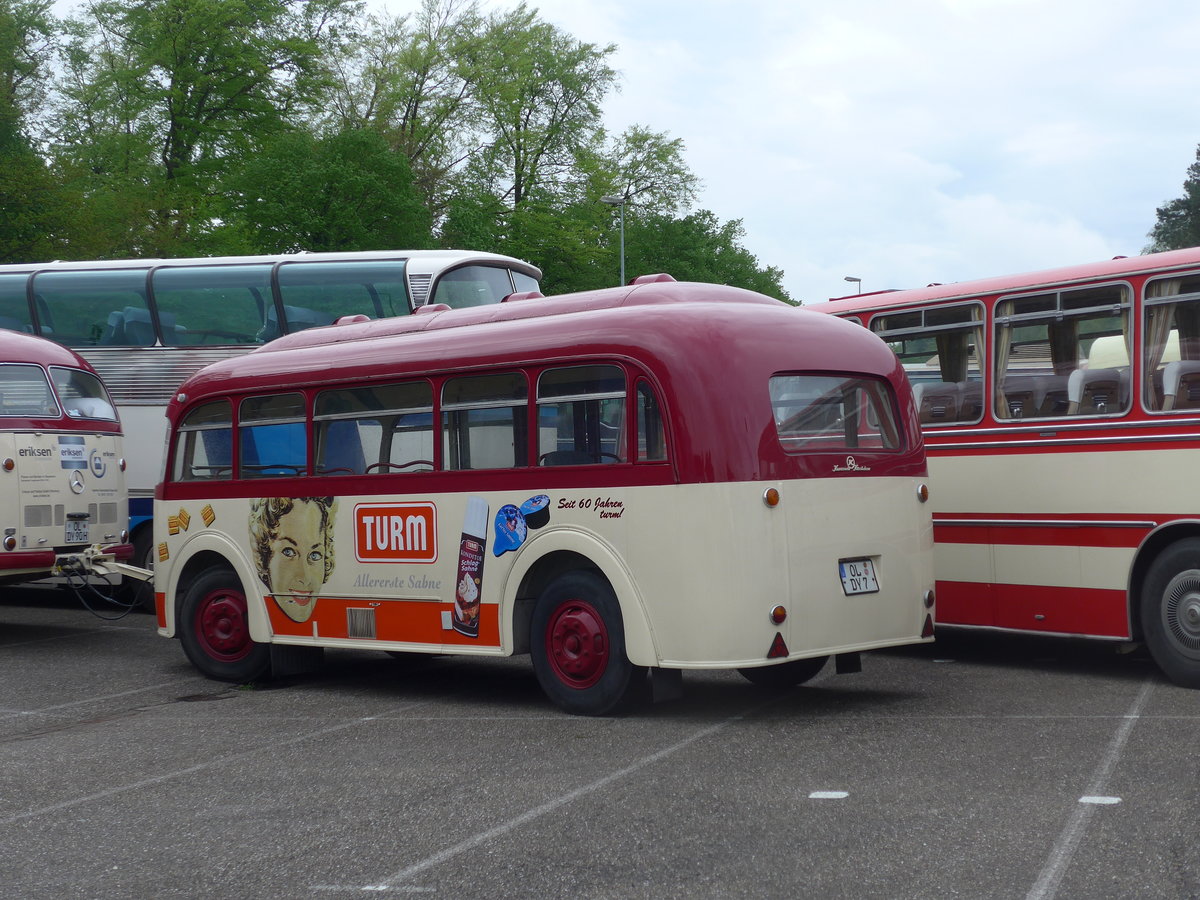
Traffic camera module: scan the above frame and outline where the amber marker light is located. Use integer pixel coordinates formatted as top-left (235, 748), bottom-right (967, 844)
top-left (770, 605), bottom-right (787, 625)
top-left (763, 487), bottom-right (780, 508)
top-left (2, 458), bottom-right (13, 472)
top-left (916, 483), bottom-right (929, 503)
top-left (3, 535), bottom-right (15, 550)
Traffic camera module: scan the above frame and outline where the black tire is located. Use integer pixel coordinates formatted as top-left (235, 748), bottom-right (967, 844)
top-left (738, 655), bottom-right (829, 688)
top-left (178, 567), bottom-right (270, 682)
top-left (1141, 538), bottom-right (1200, 688)
top-left (530, 571), bottom-right (646, 716)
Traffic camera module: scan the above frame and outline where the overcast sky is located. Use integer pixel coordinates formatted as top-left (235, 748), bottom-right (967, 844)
top-left (53, 0), bottom-right (1200, 302)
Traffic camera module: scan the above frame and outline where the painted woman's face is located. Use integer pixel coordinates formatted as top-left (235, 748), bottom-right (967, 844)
top-left (267, 502), bottom-right (327, 623)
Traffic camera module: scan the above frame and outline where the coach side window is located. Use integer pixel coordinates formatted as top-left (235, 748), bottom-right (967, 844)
top-left (239, 393), bottom-right (307, 478)
top-left (173, 400), bottom-right (232, 481)
top-left (442, 373), bottom-right (528, 470)
top-left (870, 304), bottom-right (984, 426)
top-left (637, 381), bottom-right (667, 461)
top-left (536, 365), bottom-right (626, 465)
top-left (1144, 273), bottom-right (1200, 412)
top-left (314, 382), bottom-right (434, 475)
top-left (994, 285), bottom-right (1130, 420)
top-left (33, 268), bottom-right (152, 347)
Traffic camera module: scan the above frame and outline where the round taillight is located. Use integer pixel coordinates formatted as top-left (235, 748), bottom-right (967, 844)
top-left (763, 487), bottom-right (780, 508)
top-left (770, 605), bottom-right (787, 625)
top-left (3, 535), bottom-right (15, 551)
top-left (2, 458), bottom-right (13, 472)
top-left (916, 483), bottom-right (929, 503)
top-left (924, 589), bottom-right (935, 609)
top-left (119, 458), bottom-right (126, 472)
top-left (120, 529), bottom-right (129, 543)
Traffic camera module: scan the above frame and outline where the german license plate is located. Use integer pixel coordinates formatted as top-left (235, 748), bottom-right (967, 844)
top-left (839, 558), bottom-right (879, 595)
top-left (65, 520), bottom-right (89, 544)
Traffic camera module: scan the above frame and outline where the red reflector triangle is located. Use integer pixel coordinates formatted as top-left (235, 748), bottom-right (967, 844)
top-left (767, 632), bottom-right (789, 659)
top-left (921, 614), bottom-right (934, 639)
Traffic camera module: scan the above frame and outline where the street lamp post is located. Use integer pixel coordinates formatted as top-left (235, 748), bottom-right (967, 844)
top-left (843, 275), bottom-right (862, 294)
top-left (601, 195), bottom-right (626, 286)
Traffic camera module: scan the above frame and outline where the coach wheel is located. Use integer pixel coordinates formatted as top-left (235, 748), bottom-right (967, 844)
top-left (179, 568), bottom-right (270, 683)
top-left (1141, 538), bottom-right (1200, 688)
top-left (530, 571), bottom-right (645, 716)
top-left (737, 656), bottom-right (829, 688)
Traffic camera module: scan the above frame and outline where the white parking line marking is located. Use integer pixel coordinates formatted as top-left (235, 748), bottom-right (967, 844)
top-left (315, 703), bottom-right (771, 894)
top-left (809, 791), bottom-right (849, 799)
top-left (1025, 678), bottom-right (1153, 900)
top-left (1078, 796), bottom-right (1121, 805)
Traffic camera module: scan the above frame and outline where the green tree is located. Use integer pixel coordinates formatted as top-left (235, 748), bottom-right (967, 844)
top-left (52, 0), bottom-right (363, 255)
top-left (1147, 146), bottom-right (1200, 252)
top-left (216, 128), bottom-right (433, 253)
top-left (323, 0), bottom-right (483, 217)
top-left (621, 210), bottom-right (791, 302)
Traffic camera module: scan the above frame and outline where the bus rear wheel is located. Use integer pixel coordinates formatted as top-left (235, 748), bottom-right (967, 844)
top-left (738, 656), bottom-right (828, 688)
top-left (179, 568), bottom-right (270, 683)
top-left (1142, 538), bottom-right (1200, 689)
top-left (531, 571), bottom-right (645, 716)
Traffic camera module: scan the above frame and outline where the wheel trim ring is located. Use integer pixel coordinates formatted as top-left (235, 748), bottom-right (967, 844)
top-left (1163, 572), bottom-right (1200, 654)
top-left (545, 599), bottom-right (609, 689)
top-left (196, 589), bottom-right (253, 662)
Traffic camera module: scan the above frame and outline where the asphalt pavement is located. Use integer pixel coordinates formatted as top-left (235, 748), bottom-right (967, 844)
top-left (1, 585), bottom-right (1196, 899)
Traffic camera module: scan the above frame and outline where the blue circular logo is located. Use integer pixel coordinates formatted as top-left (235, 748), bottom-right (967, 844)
top-left (89, 449), bottom-right (107, 478)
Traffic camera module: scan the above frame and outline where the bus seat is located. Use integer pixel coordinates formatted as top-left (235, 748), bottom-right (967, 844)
top-left (912, 382), bottom-right (959, 424)
top-left (1032, 374), bottom-right (1070, 417)
top-left (317, 420), bottom-right (366, 474)
top-left (122, 307), bottom-right (159, 346)
top-left (1067, 367), bottom-right (1127, 414)
top-left (958, 381), bottom-right (983, 420)
top-left (1162, 360), bottom-right (1200, 410)
top-left (101, 310), bottom-right (126, 344)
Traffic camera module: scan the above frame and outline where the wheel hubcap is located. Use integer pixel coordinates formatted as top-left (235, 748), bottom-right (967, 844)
top-left (198, 590), bottom-right (251, 661)
top-left (1163, 572), bottom-right (1200, 653)
top-left (546, 600), bottom-right (609, 689)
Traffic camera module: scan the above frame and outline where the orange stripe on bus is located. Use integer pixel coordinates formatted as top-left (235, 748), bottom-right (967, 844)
top-left (263, 595), bottom-right (500, 647)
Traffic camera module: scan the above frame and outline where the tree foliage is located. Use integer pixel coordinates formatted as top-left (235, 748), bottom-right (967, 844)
top-left (0, 0), bottom-right (788, 300)
top-left (1147, 146), bottom-right (1200, 253)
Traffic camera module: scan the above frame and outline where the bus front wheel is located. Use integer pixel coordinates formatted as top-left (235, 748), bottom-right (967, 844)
top-left (738, 656), bottom-right (828, 688)
top-left (1141, 538), bottom-right (1200, 689)
top-left (531, 571), bottom-right (645, 716)
top-left (179, 569), bottom-right (270, 683)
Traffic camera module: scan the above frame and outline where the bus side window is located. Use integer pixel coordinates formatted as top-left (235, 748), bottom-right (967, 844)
top-left (442, 373), bottom-right (528, 470)
top-left (637, 381), bottom-right (666, 461)
top-left (0, 274), bottom-right (34, 333)
top-left (431, 266), bottom-right (516, 309)
top-left (152, 265), bottom-right (273, 346)
top-left (173, 400), bottom-right (232, 481)
top-left (239, 393), bottom-right (307, 478)
top-left (33, 269), bottom-right (151, 347)
top-left (276, 261), bottom-right (409, 331)
top-left (315, 382), bottom-right (434, 475)
top-left (536, 365), bottom-right (626, 465)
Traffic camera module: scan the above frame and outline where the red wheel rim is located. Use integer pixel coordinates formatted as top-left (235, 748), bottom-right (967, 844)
top-left (545, 599), bottom-right (610, 689)
top-left (195, 587), bottom-right (252, 662)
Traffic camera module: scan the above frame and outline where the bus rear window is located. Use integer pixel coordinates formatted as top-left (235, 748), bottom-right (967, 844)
top-left (770, 375), bottom-right (901, 452)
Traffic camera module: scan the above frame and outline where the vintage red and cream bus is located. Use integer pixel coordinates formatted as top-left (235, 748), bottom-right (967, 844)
top-left (0, 329), bottom-right (134, 586)
top-left (810, 247), bottom-right (1200, 688)
top-left (154, 277), bottom-right (935, 714)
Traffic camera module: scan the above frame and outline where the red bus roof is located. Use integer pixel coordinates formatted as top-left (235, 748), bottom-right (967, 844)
top-left (812, 247), bottom-right (1200, 314)
top-left (0, 328), bottom-right (100, 371)
top-left (170, 280), bottom-right (926, 482)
